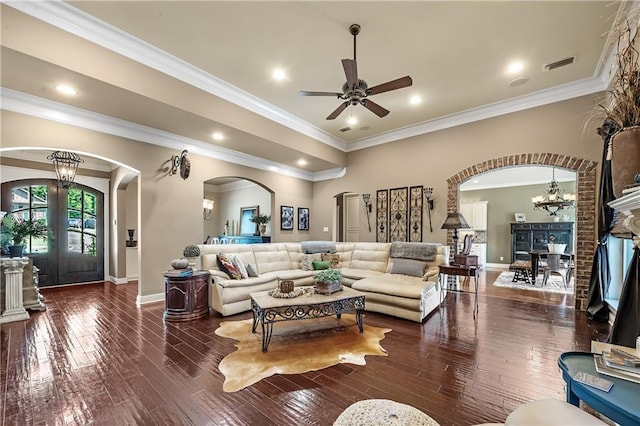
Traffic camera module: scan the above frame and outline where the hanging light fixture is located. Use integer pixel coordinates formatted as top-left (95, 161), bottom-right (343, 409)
top-left (531, 168), bottom-right (575, 216)
top-left (47, 151), bottom-right (83, 189)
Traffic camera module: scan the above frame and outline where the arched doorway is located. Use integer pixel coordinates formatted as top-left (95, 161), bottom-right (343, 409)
top-left (1, 179), bottom-right (105, 286)
top-left (447, 153), bottom-right (597, 310)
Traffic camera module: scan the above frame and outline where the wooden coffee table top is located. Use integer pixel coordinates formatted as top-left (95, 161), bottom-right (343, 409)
top-left (250, 286), bottom-right (364, 309)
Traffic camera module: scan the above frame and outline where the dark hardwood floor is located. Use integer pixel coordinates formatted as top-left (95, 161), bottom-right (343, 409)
top-left (1, 269), bottom-right (610, 425)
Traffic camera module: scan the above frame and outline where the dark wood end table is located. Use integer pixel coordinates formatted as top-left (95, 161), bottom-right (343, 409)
top-left (163, 270), bottom-right (210, 321)
top-left (438, 264), bottom-right (479, 319)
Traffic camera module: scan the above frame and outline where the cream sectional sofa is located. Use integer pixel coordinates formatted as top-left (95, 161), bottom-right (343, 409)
top-left (196, 242), bottom-right (450, 322)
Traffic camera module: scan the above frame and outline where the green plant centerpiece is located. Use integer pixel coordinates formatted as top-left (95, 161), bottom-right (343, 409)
top-left (183, 244), bottom-right (200, 268)
top-left (1, 215), bottom-right (49, 257)
top-left (597, 9), bottom-right (640, 197)
top-left (250, 214), bottom-right (271, 236)
top-left (313, 268), bottom-right (343, 294)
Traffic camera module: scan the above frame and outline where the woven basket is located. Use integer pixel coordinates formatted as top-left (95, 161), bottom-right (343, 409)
top-left (314, 280), bottom-right (343, 295)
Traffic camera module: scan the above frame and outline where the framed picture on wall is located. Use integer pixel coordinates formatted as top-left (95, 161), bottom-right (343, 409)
top-left (514, 213), bottom-right (526, 223)
top-left (298, 207), bottom-right (309, 230)
top-left (280, 205), bottom-right (294, 230)
top-left (239, 206), bottom-right (259, 235)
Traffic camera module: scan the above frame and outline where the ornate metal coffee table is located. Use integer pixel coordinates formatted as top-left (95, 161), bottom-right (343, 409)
top-left (250, 287), bottom-right (365, 352)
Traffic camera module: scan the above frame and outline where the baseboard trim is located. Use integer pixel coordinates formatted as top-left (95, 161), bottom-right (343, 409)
top-left (136, 292), bottom-right (164, 306)
top-left (485, 262), bottom-right (509, 270)
top-left (127, 275), bottom-right (139, 281)
top-left (109, 276), bottom-right (128, 285)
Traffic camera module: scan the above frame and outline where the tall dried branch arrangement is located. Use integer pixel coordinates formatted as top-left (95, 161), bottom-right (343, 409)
top-left (600, 17), bottom-right (640, 129)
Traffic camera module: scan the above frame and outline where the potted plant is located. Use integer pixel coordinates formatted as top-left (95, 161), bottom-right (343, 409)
top-left (183, 244), bottom-right (200, 268)
top-left (1, 215), bottom-right (49, 258)
top-left (313, 268), bottom-right (343, 294)
top-left (598, 14), bottom-right (640, 197)
top-left (250, 214), bottom-right (271, 236)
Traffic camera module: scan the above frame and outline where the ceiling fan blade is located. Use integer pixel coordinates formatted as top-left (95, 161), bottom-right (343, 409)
top-left (299, 90), bottom-right (343, 97)
top-left (342, 59), bottom-right (358, 88)
top-left (361, 99), bottom-right (390, 118)
top-left (326, 101), bottom-right (349, 120)
top-left (368, 76), bottom-right (413, 95)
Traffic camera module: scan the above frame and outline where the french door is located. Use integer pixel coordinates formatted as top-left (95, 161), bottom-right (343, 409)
top-left (1, 179), bottom-right (104, 287)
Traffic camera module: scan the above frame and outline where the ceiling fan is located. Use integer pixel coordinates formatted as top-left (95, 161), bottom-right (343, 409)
top-left (299, 24), bottom-right (413, 120)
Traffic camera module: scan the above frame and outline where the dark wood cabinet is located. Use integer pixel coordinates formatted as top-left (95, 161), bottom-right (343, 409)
top-left (510, 222), bottom-right (573, 262)
top-left (163, 270), bottom-right (210, 321)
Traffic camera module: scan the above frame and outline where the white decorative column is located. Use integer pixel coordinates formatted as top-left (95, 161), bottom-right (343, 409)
top-left (0, 257), bottom-right (30, 323)
top-left (609, 187), bottom-right (640, 247)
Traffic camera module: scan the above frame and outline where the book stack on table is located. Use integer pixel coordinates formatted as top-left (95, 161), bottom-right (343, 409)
top-left (594, 348), bottom-right (640, 384)
top-left (164, 267), bottom-right (194, 277)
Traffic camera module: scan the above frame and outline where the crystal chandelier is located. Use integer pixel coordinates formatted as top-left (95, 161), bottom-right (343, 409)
top-left (531, 168), bottom-right (575, 216)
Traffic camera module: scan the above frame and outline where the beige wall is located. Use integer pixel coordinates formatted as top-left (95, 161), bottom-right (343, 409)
top-left (1, 93), bottom-right (604, 299)
top-left (1, 111), bottom-right (314, 299)
top-left (313, 95), bottom-right (602, 246)
top-left (214, 182), bottom-right (271, 238)
top-left (461, 181), bottom-right (576, 263)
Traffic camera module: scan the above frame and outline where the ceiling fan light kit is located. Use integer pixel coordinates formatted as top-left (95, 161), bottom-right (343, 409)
top-left (299, 24), bottom-right (413, 120)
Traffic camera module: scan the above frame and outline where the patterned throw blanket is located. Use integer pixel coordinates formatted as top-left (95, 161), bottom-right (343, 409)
top-left (390, 242), bottom-right (439, 261)
top-left (301, 240), bottom-right (337, 254)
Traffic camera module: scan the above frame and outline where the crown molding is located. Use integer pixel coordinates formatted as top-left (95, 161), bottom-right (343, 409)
top-left (1, 88), bottom-right (348, 182)
top-left (347, 76), bottom-right (607, 152)
top-left (5, 0), bottom-right (347, 152)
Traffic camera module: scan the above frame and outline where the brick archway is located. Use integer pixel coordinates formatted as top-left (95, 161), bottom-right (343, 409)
top-left (447, 153), bottom-right (597, 310)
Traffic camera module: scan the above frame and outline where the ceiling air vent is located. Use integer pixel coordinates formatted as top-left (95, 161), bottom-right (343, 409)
top-left (339, 126), bottom-right (352, 132)
top-left (543, 55), bottom-right (576, 71)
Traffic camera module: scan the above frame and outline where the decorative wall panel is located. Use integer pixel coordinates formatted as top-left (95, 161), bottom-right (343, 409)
top-left (409, 185), bottom-right (423, 242)
top-left (389, 187), bottom-right (408, 242)
top-left (376, 189), bottom-right (388, 242)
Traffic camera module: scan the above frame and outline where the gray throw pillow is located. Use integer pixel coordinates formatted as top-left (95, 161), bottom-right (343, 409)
top-left (390, 258), bottom-right (427, 278)
top-left (246, 264), bottom-right (259, 277)
top-left (300, 253), bottom-right (322, 271)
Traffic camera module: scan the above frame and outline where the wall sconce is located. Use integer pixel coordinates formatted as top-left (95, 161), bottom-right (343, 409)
top-left (47, 151), bottom-right (83, 189)
top-left (362, 193), bottom-right (372, 232)
top-left (169, 150), bottom-right (190, 180)
top-left (203, 199), bottom-right (214, 220)
top-left (423, 187), bottom-right (434, 232)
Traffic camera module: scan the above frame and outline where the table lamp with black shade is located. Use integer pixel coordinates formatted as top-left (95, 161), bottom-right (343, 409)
top-left (440, 212), bottom-right (470, 255)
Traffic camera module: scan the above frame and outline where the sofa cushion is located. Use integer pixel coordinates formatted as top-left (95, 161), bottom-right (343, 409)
top-left (352, 275), bottom-right (435, 299)
top-left (217, 253), bottom-right (242, 280)
top-left (252, 244), bottom-right (293, 274)
top-left (335, 243), bottom-right (355, 268)
top-left (260, 270), bottom-right (314, 281)
top-left (300, 253), bottom-right (322, 271)
top-left (217, 275), bottom-right (274, 289)
top-left (350, 243), bottom-right (391, 272)
top-left (341, 268), bottom-right (386, 280)
top-left (389, 258), bottom-right (427, 278)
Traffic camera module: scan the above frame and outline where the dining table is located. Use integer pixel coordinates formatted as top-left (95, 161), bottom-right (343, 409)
top-left (529, 250), bottom-right (574, 284)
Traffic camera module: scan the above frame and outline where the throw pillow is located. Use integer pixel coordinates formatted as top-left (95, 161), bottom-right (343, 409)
top-left (321, 253), bottom-right (340, 269)
top-left (246, 264), bottom-right (259, 277)
top-left (232, 255), bottom-right (248, 279)
top-left (312, 260), bottom-right (331, 270)
top-left (301, 253), bottom-right (322, 271)
top-left (390, 258), bottom-right (427, 278)
top-left (217, 253), bottom-right (242, 280)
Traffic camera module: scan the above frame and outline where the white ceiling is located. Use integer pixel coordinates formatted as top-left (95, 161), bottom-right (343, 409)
top-left (0, 1), bottom-right (631, 177)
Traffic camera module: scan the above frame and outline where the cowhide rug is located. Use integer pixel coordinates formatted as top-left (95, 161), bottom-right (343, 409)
top-left (215, 314), bottom-right (391, 392)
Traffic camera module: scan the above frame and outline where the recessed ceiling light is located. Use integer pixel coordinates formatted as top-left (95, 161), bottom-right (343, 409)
top-left (268, 166), bottom-right (279, 172)
top-left (272, 68), bottom-right (287, 81)
top-left (297, 159), bottom-right (307, 166)
top-left (507, 61), bottom-right (524, 75)
top-left (212, 132), bottom-right (224, 141)
top-left (473, 179), bottom-right (480, 184)
top-left (409, 95), bottom-right (422, 105)
top-left (55, 84), bottom-right (77, 96)
top-left (347, 116), bottom-right (358, 125)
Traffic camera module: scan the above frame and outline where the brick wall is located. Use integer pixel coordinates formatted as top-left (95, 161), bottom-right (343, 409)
top-left (447, 154), bottom-right (597, 310)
